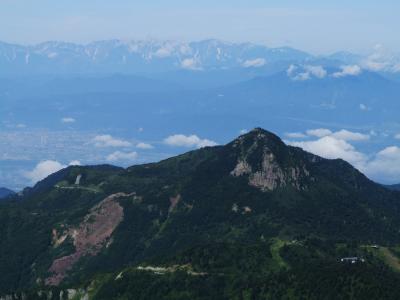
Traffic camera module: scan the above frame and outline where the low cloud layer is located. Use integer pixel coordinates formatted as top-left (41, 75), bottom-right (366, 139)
top-left (287, 64), bottom-right (327, 81)
top-left (181, 58), bottom-right (202, 70)
top-left (164, 134), bottom-right (217, 148)
top-left (333, 65), bottom-right (362, 78)
top-left (287, 64), bottom-right (363, 81)
top-left (361, 44), bottom-right (400, 73)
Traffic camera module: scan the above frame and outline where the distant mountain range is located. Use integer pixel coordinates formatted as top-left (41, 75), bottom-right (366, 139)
top-left (2, 128), bottom-right (400, 299)
top-left (0, 39), bottom-right (313, 76)
top-left (0, 187), bottom-right (14, 199)
top-left (2, 39), bottom-right (398, 77)
top-left (1, 38), bottom-right (399, 88)
top-left (2, 38), bottom-right (400, 92)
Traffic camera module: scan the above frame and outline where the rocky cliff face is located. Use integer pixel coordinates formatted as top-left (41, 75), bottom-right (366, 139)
top-left (230, 128), bottom-right (311, 191)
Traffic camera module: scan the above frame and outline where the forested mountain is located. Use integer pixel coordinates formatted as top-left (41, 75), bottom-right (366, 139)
top-left (2, 128), bottom-right (400, 299)
top-left (386, 184), bottom-right (400, 191)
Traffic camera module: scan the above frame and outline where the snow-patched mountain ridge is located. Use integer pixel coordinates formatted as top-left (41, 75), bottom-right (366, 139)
top-left (0, 39), bottom-right (312, 75)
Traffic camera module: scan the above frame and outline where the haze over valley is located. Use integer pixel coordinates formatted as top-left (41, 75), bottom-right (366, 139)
top-left (1, 39), bottom-right (400, 190)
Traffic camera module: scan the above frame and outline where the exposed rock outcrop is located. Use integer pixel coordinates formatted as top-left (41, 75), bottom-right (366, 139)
top-left (230, 129), bottom-right (309, 191)
top-left (45, 193), bottom-right (133, 286)
top-left (169, 194), bottom-right (181, 213)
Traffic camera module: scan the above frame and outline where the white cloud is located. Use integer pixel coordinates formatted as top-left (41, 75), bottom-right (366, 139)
top-left (24, 160), bottom-right (80, 184)
top-left (285, 132), bottom-right (307, 139)
top-left (359, 104), bottom-right (370, 111)
top-left (180, 44), bottom-right (192, 55)
top-left (69, 160), bottom-right (81, 166)
top-left (289, 136), bottom-right (366, 165)
top-left (364, 60), bottom-right (388, 72)
top-left (239, 129), bottom-right (248, 135)
top-left (92, 135), bottom-right (131, 147)
top-left (288, 130), bottom-right (400, 183)
top-left (136, 142), bottom-right (154, 149)
top-left (292, 72), bottom-right (310, 81)
top-left (48, 52), bottom-right (58, 59)
top-left (154, 46), bottom-right (173, 58)
top-left (362, 45), bottom-right (388, 71)
top-left (287, 64), bottom-right (297, 76)
top-left (106, 151), bottom-right (138, 162)
top-left (61, 117), bottom-right (76, 123)
top-left (305, 128), bottom-right (369, 141)
top-left (181, 58), bottom-right (201, 70)
top-left (24, 160), bottom-right (65, 184)
top-left (331, 129), bottom-right (370, 141)
top-left (164, 134), bottom-right (217, 148)
top-left (361, 45), bottom-right (400, 73)
top-left (289, 64), bottom-right (363, 81)
top-left (242, 58), bottom-right (266, 68)
top-left (287, 65), bottom-right (327, 81)
top-left (333, 65), bottom-right (362, 78)
top-left (363, 147), bottom-right (400, 183)
top-left (306, 128), bottom-right (333, 138)
top-left (305, 65), bottom-right (327, 79)
top-left (395, 134), bottom-right (400, 140)
top-left (376, 146), bottom-right (400, 158)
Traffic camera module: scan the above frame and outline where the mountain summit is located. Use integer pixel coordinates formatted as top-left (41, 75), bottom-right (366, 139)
top-left (228, 128), bottom-right (312, 191)
top-left (1, 128), bottom-right (400, 299)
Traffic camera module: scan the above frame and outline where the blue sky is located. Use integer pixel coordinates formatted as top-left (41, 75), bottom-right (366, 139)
top-left (1, 1), bottom-right (399, 54)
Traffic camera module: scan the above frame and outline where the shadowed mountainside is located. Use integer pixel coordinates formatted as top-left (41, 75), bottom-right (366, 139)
top-left (0, 187), bottom-right (14, 200)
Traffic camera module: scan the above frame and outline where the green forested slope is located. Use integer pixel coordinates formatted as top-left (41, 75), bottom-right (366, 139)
top-left (2, 128), bottom-right (400, 299)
